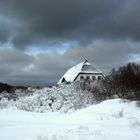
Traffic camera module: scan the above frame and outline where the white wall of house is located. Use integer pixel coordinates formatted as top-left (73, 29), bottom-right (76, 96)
top-left (75, 73), bottom-right (103, 81)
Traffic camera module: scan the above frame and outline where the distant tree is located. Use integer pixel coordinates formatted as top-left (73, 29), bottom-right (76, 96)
top-left (0, 82), bottom-right (15, 93)
top-left (106, 62), bottom-right (140, 100)
top-left (114, 63), bottom-right (140, 90)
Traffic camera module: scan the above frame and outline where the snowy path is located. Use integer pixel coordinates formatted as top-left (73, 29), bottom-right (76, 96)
top-left (0, 99), bottom-right (140, 140)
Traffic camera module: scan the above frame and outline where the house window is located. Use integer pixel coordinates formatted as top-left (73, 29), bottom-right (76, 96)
top-left (80, 76), bottom-right (84, 80)
top-left (98, 76), bottom-right (102, 80)
top-left (86, 76), bottom-right (90, 80)
top-left (92, 76), bottom-right (96, 80)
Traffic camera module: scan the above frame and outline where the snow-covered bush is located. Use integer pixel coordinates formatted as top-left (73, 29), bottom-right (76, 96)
top-left (0, 92), bottom-right (17, 100)
top-left (112, 109), bottom-right (124, 119)
top-left (78, 79), bottom-right (117, 101)
top-left (0, 83), bottom-right (95, 113)
top-left (136, 101), bottom-right (140, 108)
top-left (0, 98), bottom-right (9, 109)
top-left (0, 98), bottom-right (15, 109)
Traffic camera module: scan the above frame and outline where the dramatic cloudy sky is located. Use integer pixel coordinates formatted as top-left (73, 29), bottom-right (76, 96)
top-left (0, 0), bottom-right (140, 86)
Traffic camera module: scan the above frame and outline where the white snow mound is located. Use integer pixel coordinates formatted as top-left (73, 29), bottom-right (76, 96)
top-left (0, 99), bottom-right (140, 140)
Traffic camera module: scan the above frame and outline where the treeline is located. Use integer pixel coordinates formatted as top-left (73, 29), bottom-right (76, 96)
top-left (109, 62), bottom-right (140, 90)
top-left (0, 82), bottom-right (27, 93)
top-left (0, 82), bottom-right (15, 93)
top-left (80, 62), bottom-right (140, 101)
top-left (105, 62), bottom-right (140, 100)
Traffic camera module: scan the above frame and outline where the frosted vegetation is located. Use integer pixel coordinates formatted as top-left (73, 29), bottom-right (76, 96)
top-left (0, 83), bottom-right (95, 113)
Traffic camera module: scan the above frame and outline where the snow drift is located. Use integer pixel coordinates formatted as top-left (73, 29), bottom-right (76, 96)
top-left (0, 99), bottom-right (140, 140)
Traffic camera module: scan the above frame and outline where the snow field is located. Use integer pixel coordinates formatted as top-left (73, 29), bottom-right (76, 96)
top-left (0, 99), bottom-right (140, 140)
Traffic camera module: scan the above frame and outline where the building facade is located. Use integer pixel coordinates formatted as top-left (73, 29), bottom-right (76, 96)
top-left (58, 60), bottom-right (104, 84)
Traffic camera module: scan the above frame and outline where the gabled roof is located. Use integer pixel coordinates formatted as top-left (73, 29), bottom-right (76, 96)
top-left (58, 60), bottom-right (102, 84)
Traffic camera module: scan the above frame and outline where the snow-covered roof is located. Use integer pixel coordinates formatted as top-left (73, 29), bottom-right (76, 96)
top-left (58, 60), bottom-right (102, 84)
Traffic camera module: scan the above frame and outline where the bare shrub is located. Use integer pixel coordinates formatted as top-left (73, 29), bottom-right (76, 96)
top-left (112, 109), bottom-right (124, 119)
top-left (136, 101), bottom-right (140, 108)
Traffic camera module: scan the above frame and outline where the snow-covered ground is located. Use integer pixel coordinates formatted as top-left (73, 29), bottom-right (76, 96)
top-left (0, 99), bottom-right (140, 140)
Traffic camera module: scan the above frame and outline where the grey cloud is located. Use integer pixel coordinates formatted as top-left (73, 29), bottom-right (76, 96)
top-left (0, 0), bottom-right (140, 48)
top-left (0, 18), bottom-right (11, 43)
top-left (0, 48), bottom-right (33, 65)
top-left (0, 41), bottom-right (140, 86)
top-left (0, 48), bottom-right (33, 81)
top-left (0, 47), bottom-right (70, 86)
top-left (64, 41), bottom-right (140, 72)
top-left (0, 28), bottom-right (9, 43)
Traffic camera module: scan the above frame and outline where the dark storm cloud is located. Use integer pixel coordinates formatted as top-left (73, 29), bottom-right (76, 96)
top-left (65, 41), bottom-right (140, 70)
top-left (0, 0), bottom-right (140, 48)
top-left (0, 0), bottom-right (140, 86)
top-left (0, 27), bottom-right (9, 43)
top-left (0, 16), bottom-right (11, 43)
top-left (0, 48), bottom-right (33, 77)
top-left (0, 47), bottom-right (71, 86)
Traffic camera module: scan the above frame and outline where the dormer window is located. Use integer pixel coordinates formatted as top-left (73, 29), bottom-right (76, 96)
top-left (80, 76), bottom-right (84, 80)
top-left (86, 76), bottom-right (90, 80)
top-left (92, 76), bottom-right (96, 80)
top-left (98, 76), bottom-right (102, 80)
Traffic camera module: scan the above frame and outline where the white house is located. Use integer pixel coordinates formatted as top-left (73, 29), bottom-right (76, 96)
top-left (58, 60), bottom-right (104, 84)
